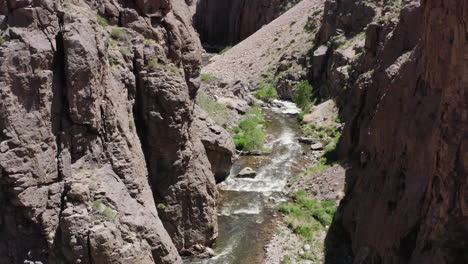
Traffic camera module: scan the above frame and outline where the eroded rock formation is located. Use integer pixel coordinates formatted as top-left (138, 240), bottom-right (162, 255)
top-left (0, 0), bottom-right (234, 263)
top-left (191, 0), bottom-right (300, 48)
top-left (312, 0), bottom-right (467, 263)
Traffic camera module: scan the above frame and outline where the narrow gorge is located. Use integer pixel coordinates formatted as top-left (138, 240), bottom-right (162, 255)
top-left (0, 0), bottom-right (466, 264)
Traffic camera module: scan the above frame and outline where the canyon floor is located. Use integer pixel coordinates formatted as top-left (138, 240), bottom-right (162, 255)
top-left (194, 0), bottom-right (350, 262)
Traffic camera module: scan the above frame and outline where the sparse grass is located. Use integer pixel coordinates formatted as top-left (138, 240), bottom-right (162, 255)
top-left (337, 32), bottom-right (366, 50)
top-left (34, 68), bottom-right (43, 75)
top-left (196, 91), bottom-right (232, 127)
top-left (254, 80), bottom-right (278, 102)
top-left (233, 107), bottom-right (267, 151)
top-left (111, 28), bottom-right (131, 43)
top-left (283, 255), bottom-right (293, 264)
top-left (144, 38), bottom-right (156, 46)
top-left (119, 46), bottom-right (132, 55)
top-left (92, 201), bottom-right (117, 220)
top-left (299, 162), bottom-right (331, 179)
top-left (157, 203), bottom-right (166, 209)
top-left (96, 14), bottom-right (109, 26)
top-left (128, 119), bottom-right (135, 129)
top-left (279, 190), bottom-right (337, 241)
top-left (201, 73), bottom-right (217, 82)
top-left (303, 123), bottom-right (342, 165)
top-left (109, 57), bottom-right (120, 69)
top-left (219, 45), bottom-right (232, 55)
top-left (148, 59), bottom-right (157, 68)
top-left (147, 59), bottom-right (179, 74)
top-left (0, 36), bottom-right (4, 45)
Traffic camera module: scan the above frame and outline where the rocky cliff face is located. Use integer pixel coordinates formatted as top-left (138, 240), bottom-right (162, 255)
top-left (310, 0), bottom-right (467, 263)
top-left (0, 0), bottom-right (233, 263)
top-left (192, 0), bottom-right (300, 48)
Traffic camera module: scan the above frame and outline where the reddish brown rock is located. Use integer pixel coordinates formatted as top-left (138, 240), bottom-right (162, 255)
top-left (334, 0), bottom-right (467, 263)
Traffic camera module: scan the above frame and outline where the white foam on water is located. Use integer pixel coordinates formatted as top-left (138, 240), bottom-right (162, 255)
top-left (269, 100), bottom-right (301, 115)
top-left (221, 124), bottom-right (300, 193)
top-left (232, 207), bottom-right (261, 215)
top-left (220, 200), bottom-right (262, 216)
top-left (210, 233), bottom-right (241, 261)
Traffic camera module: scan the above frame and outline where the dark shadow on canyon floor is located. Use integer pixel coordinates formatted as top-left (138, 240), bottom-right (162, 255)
top-left (324, 214), bottom-right (353, 264)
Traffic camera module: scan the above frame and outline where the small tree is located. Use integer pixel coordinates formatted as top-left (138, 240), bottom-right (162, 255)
top-left (293, 80), bottom-right (314, 111)
top-left (255, 80), bottom-right (278, 102)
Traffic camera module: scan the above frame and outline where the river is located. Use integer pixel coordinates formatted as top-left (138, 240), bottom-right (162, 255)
top-left (186, 100), bottom-right (303, 264)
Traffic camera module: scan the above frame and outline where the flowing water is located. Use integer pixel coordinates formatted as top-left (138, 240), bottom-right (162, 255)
top-left (186, 100), bottom-right (303, 264)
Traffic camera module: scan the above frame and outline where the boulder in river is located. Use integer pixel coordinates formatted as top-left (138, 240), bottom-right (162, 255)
top-left (311, 143), bottom-right (324, 150)
top-left (299, 137), bottom-right (316, 144)
top-left (237, 167), bottom-right (257, 178)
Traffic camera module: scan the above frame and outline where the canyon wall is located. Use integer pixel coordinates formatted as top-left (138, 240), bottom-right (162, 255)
top-left (0, 0), bottom-right (233, 263)
top-left (308, 0), bottom-right (467, 263)
top-left (191, 0), bottom-right (299, 48)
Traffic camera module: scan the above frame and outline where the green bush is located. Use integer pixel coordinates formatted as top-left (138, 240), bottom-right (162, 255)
top-left (201, 73), bottom-right (217, 82)
top-left (279, 190), bottom-right (337, 240)
top-left (254, 80), bottom-right (278, 102)
top-left (97, 14), bottom-right (109, 26)
top-left (293, 80), bottom-right (314, 111)
top-left (111, 28), bottom-right (131, 43)
top-left (233, 107), bottom-right (266, 151)
top-left (219, 45), bottom-right (232, 55)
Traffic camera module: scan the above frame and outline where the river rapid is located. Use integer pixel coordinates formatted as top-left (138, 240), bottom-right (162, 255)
top-left (187, 100), bottom-right (303, 264)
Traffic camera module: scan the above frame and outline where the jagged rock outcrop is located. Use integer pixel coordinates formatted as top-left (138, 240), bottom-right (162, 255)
top-left (191, 0), bottom-right (300, 48)
top-left (192, 106), bottom-right (236, 183)
top-left (312, 0), bottom-right (468, 263)
top-left (0, 0), bottom-right (234, 263)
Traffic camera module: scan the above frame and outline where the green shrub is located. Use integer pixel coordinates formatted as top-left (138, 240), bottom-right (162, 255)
top-left (279, 190), bottom-right (337, 240)
top-left (201, 73), bottom-right (217, 82)
top-left (293, 80), bottom-right (314, 111)
top-left (196, 91), bottom-right (232, 126)
top-left (0, 36), bottom-right (4, 45)
top-left (234, 128), bottom-right (266, 151)
top-left (219, 45), bottom-right (232, 55)
top-left (254, 80), bottom-right (278, 102)
top-left (111, 28), bottom-right (131, 43)
top-left (157, 203), bottom-right (166, 209)
top-left (97, 14), bottom-right (109, 26)
top-left (233, 107), bottom-right (267, 151)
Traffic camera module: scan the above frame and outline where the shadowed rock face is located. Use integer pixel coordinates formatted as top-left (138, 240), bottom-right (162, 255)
top-left (192, 0), bottom-right (299, 48)
top-left (322, 0), bottom-right (467, 263)
top-left (0, 0), bottom-right (234, 263)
